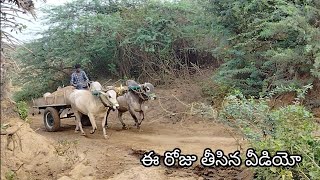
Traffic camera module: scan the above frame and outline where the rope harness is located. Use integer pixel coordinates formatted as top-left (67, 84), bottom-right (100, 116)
top-left (91, 90), bottom-right (112, 107)
top-left (128, 86), bottom-right (149, 101)
top-left (91, 90), bottom-right (101, 96)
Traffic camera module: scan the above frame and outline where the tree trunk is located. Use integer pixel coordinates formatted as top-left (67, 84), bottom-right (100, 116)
top-left (1, 54), bottom-right (19, 122)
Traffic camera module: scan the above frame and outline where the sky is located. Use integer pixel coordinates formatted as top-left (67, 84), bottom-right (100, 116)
top-left (14, 0), bottom-right (72, 43)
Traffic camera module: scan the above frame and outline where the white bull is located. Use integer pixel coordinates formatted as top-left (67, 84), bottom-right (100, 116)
top-left (68, 81), bottom-right (119, 138)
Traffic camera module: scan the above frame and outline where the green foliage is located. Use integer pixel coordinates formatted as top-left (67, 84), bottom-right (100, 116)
top-left (255, 105), bottom-right (320, 179)
top-left (12, 0), bottom-right (320, 100)
top-left (16, 101), bottom-right (29, 121)
top-left (5, 170), bottom-right (16, 180)
top-left (206, 0), bottom-right (320, 96)
top-left (13, 83), bottom-right (48, 102)
top-left (201, 80), bottom-right (234, 107)
top-left (1, 123), bottom-right (9, 131)
top-left (219, 89), bottom-right (320, 179)
top-left (14, 0), bottom-right (215, 100)
top-left (214, 59), bottom-right (265, 96)
top-left (219, 90), bottom-right (273, 140)
top-left (265, 83), bottom-right (313, 102)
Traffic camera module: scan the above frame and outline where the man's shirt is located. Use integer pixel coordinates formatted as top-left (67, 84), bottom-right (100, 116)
top-left (70, 70), bottom-right (89, 86)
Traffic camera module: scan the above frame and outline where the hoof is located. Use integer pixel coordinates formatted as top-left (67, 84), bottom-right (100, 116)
top-left (81, 133), bottom-right (86, 136)
top-left (137, 125), bottom-right (140, 129)
top-left (90, 130), bottom-right (95, 134)
top-left (74, 130), bottom-right (79, 133)
top-left (122, 125), bottom-right (128, 130)
top-left (104, 135), bottom-right (109, 139)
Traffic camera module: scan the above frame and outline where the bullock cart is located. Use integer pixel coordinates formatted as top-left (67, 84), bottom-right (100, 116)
top-left (32, 88), bottom-right (91, 132)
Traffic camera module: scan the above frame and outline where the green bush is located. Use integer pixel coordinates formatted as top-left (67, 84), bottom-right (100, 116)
top-left (13, 89), bottom-right (41, 102)
top-left (219, 90), bottom-right (273, 140)
top-left (256, 105), bottom-right (320, 179)
top-left (5, 170), bottom-right (16, 180)
top-left (16, 101), bottom-right (29, 121)
top-left (205, 0), bottom-right (320, 97)
top-left (219, 90), bottom-right (320, 179)
top-left (12, 80), bottom-right (55, 102)
top-left (201, 80), bottom-right (234, 107)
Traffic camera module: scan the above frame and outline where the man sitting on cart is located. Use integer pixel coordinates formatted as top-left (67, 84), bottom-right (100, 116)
top-left (70, 64), bottom-right (90, 89)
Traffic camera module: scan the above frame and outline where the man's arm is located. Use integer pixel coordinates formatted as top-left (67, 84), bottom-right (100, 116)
top-left (82, 71), bottom-right (89, 83)
top-left (70, 73), bottom-right (76, 86)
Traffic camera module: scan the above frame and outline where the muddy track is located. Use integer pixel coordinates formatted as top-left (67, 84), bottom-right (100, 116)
top-left (28, 87), bottom-right (253, 179)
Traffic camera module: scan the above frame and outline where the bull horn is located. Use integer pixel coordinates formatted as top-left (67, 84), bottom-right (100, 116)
top-left (87, 81), bottom-right (94, 88)
top-left (102, 87), bottom-right (108, 92)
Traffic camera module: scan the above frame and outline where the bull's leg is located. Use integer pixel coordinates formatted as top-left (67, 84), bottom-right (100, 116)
top-left (138, 111), bottom-right (145, 126)
top-left (32, 108), bottom-right (35, 116)
top-left (74, 112), bottom-right (82, 132)
top-left (104, 108), bottom-right (112, 128)
top-left (74, 112), bottom-right (85, 136)
top-left (118, 111), bottom-right (128, 130)
top-left (102, 110), bottom-right (109, 139)
top-left (128, 108), bottom-right (139, 129)
top-left (75, 118), bottom-right (79, 132)
top-left (87, 113), bottom-right (97, 134)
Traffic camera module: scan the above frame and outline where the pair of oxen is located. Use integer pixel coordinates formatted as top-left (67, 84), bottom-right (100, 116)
top-left (68, 80), bottom-right (156, 138)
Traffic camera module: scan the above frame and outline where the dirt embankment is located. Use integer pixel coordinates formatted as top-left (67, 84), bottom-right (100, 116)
top-left (0, 118), bottom-right (71, 180)
top-left (1, 81), bottom-right (253, 180)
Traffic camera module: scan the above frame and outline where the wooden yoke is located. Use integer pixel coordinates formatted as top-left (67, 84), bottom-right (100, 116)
top-left (104, 84), bottom-right (128, 96)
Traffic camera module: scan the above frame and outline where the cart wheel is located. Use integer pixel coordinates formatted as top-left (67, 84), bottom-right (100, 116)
top-left (81, 115), bottom-right (92, 126)
top-left (44, 107), bottom-right (60, 132)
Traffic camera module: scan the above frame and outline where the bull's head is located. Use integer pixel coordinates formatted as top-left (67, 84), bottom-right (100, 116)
top-left (100, 88), bottom-right (120, 110)
top-left (88, 81), bottom-right (102, 91)
top-left (142, 83), bottom-right (156, 100)
top-left (90, 81), bottom-right (119, 110)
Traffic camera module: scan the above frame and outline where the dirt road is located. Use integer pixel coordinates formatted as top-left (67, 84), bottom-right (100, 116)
top-left (28, 86), bottom-right (253, 179)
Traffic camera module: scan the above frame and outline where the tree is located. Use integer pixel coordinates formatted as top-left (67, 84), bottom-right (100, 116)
top-left (206, 0), bottom-right (320, 96)
top-left (1, 0), bottom-right (39, 118)
top-left (13, 0), bottom-right (218, 101)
